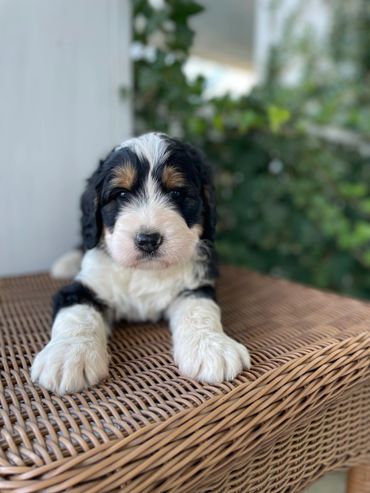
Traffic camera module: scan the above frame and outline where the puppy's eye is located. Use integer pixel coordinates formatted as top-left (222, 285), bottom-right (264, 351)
top-left (169, 190), bottom-right (182, 200)
top-left (110, 188), bottom-right (130, 202)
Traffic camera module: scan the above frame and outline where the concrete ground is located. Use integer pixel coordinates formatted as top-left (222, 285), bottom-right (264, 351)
top-left (304, 471), bottom-right (346, 493)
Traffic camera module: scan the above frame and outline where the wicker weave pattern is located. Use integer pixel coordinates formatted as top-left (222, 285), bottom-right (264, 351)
top-left (1, 266), bottom-right (370, 492)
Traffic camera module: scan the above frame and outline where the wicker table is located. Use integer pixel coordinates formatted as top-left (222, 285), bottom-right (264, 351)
top-left (1, 266), bottom-right (370, 492)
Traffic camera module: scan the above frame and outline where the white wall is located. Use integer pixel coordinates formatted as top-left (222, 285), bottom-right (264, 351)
top-left (0, 0), bottom-right (132, 276)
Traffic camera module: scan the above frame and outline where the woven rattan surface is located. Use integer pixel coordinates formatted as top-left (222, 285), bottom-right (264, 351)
top-left (1, 266), bottom-right (370, 492)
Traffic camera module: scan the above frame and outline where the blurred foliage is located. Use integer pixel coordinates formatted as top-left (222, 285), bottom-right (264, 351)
top-left (131, 0), bottom-right (370, 298)
top-left (263, 0), bottom-right (370, 135)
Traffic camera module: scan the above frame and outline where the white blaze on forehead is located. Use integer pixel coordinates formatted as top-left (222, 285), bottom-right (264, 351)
top-left (116, 132), bottom-right (169, 169)
top-left (116, 133), bottom-right (172, 214)
top-left (123, 173), bottom-right (171, 230)
top-left (146, 172), bottom-right (164, 206)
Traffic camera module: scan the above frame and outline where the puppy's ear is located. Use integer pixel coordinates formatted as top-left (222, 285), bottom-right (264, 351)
top-left (186, 144), bottom-right (217, 242)
top-left (201, 177), bottom-right (217, 242)
top-left (80, 162), bottom-right (103, 250)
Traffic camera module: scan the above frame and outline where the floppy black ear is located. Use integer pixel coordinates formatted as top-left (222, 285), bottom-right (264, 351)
top-left (201, 174), bottom-right (217, 242)
top-left (80, 162), bottom-right (103, 250)
top-left (186, 144), bottom-right (217, 242)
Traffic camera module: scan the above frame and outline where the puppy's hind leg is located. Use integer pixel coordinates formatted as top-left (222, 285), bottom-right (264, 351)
top-left (50, 249), bottom-right (83, 279)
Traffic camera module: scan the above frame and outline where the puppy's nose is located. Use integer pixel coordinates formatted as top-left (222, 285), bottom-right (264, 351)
top-left (135, 232), bottom-right (163, 253)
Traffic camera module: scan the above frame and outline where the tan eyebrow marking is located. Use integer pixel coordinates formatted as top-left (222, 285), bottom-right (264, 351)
top-left (111, 163), bottom-right (136, 190)
top-left (162, 165), bottom-right (186, 188)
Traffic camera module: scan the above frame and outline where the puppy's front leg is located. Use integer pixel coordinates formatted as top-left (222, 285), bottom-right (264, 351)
top-left (168, 292), bottom-right (250, 383)
top-left (31, 283), bottom-right (109, 394)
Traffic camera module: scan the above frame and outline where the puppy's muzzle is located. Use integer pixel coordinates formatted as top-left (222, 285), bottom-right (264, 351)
top-left (135, 232), bottom-right (163, 253)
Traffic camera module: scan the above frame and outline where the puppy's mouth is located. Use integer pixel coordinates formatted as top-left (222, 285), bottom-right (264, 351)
top-left (138, 250), bottom-right (161, 262)
top-left (131, 241), bottom-right (187, 269)
top-left (132, 259), bottom-right (171, 270)
top-left (133, 248), bottom-right (173, 269)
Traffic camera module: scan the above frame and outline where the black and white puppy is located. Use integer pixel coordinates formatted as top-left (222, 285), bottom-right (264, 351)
top-left (31, 133), bottom-right (250, 394)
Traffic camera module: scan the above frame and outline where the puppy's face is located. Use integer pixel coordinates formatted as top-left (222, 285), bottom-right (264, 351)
top-left (81, 134), bottom-right (216, 269)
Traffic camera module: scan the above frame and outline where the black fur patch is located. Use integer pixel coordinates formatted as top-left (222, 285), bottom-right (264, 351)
top-left (52, 282), bottom-right (107, 321)
top-left (197, 241), bottom-right (219, 280)
top-left (181, 284), bottom-right (216, 301)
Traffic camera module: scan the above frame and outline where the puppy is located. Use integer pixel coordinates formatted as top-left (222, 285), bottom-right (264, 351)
top-left (31, 133), bottom-right (250, 394)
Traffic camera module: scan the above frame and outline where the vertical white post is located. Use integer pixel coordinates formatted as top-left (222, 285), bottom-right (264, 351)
top-left (0, 0), bottom-right (132, 275)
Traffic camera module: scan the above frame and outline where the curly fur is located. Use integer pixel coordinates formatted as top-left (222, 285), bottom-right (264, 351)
top-left (32, 133), bottom-right (250, 394)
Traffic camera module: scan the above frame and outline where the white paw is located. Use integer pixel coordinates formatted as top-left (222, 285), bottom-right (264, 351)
top-left (31, 338), bottom-right (109, 394)
top-left (174, 331), bottom-right (251, 383)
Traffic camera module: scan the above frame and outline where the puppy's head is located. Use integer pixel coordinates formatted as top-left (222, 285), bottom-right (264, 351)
top-left (81, 133), bottom-right (216, 269)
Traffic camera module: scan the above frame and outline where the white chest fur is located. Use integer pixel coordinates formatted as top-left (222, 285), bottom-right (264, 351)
top-left (76, 248), bottom-right (204, 322)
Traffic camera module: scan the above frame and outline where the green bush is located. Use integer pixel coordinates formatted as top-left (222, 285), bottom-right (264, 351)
top-left (130, 0), bottom-right (370, 298)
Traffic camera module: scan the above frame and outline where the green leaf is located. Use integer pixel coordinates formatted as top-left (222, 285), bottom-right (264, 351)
top-left (267, 105), bottom-right (291, 132)
top-left (339, 183), bottom-right (368, 198)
